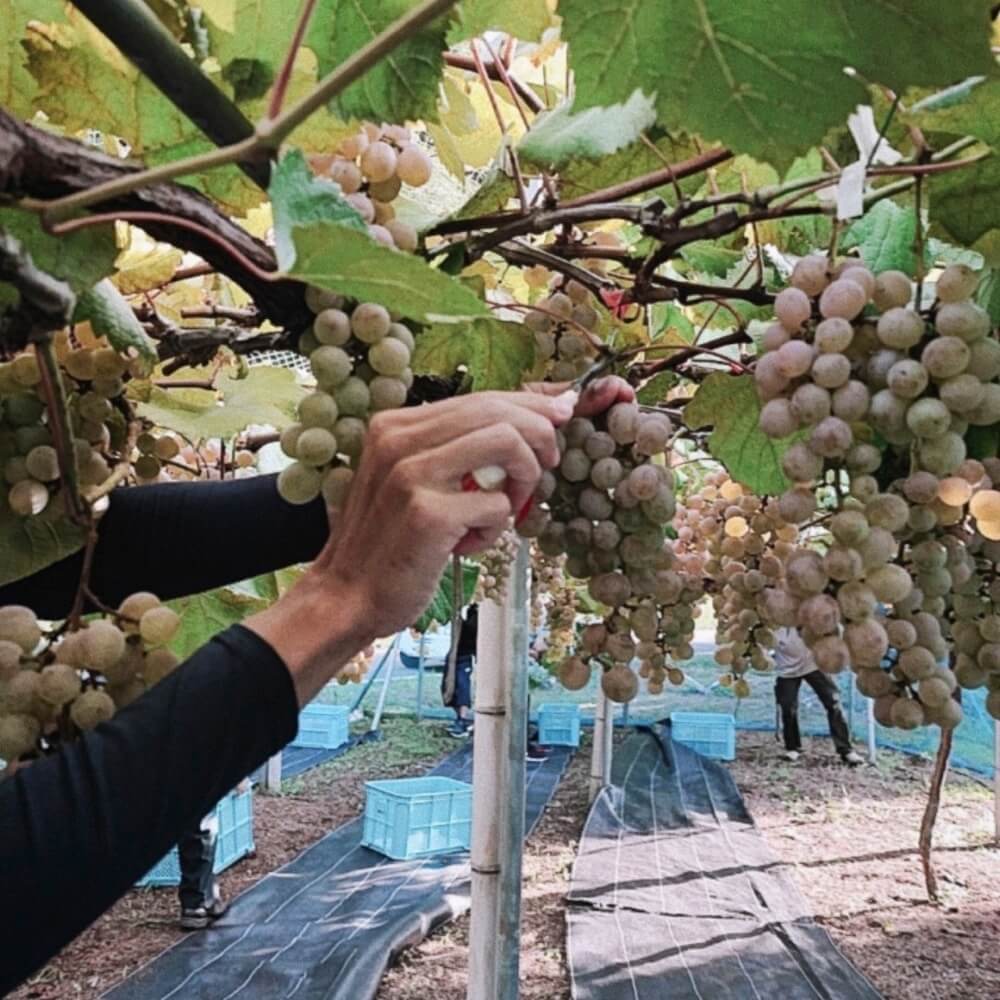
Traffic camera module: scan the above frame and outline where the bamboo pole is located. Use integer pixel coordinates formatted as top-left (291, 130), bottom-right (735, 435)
top-left (497, 543), bottom-right (530, 1000)
top-left (467, 595), bottom-right (507, 1000)
top-left (415, 632), bottom-right (427, 720)
top-left (589, 685), bottom-right (614, 802)
top-left (994, 721), bottom-right (1000, 842)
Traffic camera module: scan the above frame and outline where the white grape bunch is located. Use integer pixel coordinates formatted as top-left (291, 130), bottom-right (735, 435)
top-left (308, 121), bottom-right (428, 254)
top-left (476, 530), bottom-right (520, 603)
top-left (0, 592), bottom-right (185, 764)
top-left (525, 279), bottom-right (600, 382)
top-left (751, 258), bottom-right (1000, 730)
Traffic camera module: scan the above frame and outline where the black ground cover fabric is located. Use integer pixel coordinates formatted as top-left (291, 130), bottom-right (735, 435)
top-left (567, 725), bottom-right (881, 1000)
top-left (106, 743), bottom-right (571, 1000)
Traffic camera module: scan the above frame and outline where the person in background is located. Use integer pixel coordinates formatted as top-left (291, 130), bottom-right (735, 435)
top-left (176, 810), bottom-right (228, 930)
top-left (773, 626), bottom-right (863, 765)
top-left (442, 603), bottom-right (477, 737)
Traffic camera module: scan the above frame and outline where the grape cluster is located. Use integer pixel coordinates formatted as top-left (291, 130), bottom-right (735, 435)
top-left (0, 336), bottom-right (132, 519)
top-left (675, 473), bottom-right (800, 696)
top-left (517, 401), bottom-right (703, 702)
top-left (279, 292), bottom-right (416, 507)
top-left (0, 595), bottom-right (182, 763)
top-left (310, 122), bottom-right (431, 253)
top-left (526, 279), bottom-right (600, 382)
top-left (754, 258), bottom-right (1000, 728)
top-left (475, 530), bottom-right (519, 603)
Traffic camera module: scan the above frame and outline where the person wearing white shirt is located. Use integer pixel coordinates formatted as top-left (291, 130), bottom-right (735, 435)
top-left (773, 627), bottom-right (863, 765)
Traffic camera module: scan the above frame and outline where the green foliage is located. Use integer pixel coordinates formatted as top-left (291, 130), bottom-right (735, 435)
top-left (0, 0), bottom-right (66, 117)
top-left (269, 150), bottom-right (366, 270)
top-left (73, 281), bottom-right (159, 374)
top-left (307, 0), bottom-right (450, 124)
top-left (0, 499), bottom-right (85, 589)
top-left (288, 223), bottom-right (489, 322)
top-left (842, 200), bottom-right (922, 276)
top-left (415, 559), bottom-right (479, 631)
top-left (448, 0), bottom-right (553, 44)
top-left (519, 91), bottom-right (657, 169)
top-left (168, 586), bottom-right (271, 661)
top-left (411, 317), bottom-right (536, 390)
top-left (931, 154), bottom-right (1000, 253)
top-left (684, 373), bottom-right (801, 495)
top-left (560, 0), bottom-right (992, 166)
top-left (137, 367), bottom-right (306, 440)
top-left (0, 209), bottom-right (117, 311)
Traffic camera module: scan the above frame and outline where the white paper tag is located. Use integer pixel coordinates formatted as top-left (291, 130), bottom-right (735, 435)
top-left (836, 159), bottom-right (867, 221)
top-left (847, 104), bottom-right (903, 167)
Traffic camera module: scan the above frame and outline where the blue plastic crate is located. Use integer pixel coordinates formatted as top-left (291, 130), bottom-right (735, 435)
top-left (293, 703), bottom-right (350, 750)
top-left (537, 703), bottom-right (581, 747)
top-left (671, 711), bottom-right (736, 761)
top-left (362, 776), bottom-right (472, 860)
top-left (137, 786), bottom-right (255, 887)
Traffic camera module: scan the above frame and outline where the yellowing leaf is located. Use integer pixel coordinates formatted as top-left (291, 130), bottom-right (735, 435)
top-left (412, 318), bottom-right (536, 390)
top-left (114, 245), bottom-right (183, 296)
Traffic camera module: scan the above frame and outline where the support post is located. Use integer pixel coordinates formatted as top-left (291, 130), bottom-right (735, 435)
top-left (590, 685), bottom-right (614, 802)
top-left (994, 721), bottom-right (1000, 843)
top-left (497, 543), bottom-right (530, 1000)
top-left (263, 752), bottom-right (282, 793)
top-left (415, 632), bottom-right (427, 720)
top-left (369, 635), bottom-right (400, 735)
top-left (866, 694), bottom-right (877, 765)
top-left (467, 543), bottom-right (529, 1000)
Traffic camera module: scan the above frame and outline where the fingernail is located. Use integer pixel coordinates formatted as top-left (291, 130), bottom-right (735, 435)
top-left (554, 390), bottom-right (578, 420)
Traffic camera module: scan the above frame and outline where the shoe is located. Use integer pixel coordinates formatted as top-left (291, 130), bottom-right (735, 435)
top-left (525, 743), bottom-right (549, 762)
top-left (783, 750), bottom-right (801, 762)
top-left (446, 720), bottom-right (470, 738)
top-left (841, 750), bottom-right (864, 766)
top-left (179, 895), bottom-right (229, 931)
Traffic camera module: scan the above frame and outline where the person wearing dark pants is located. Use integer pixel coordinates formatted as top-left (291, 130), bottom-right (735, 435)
top-left (177, 812), bottom-right (227, 930)
top-left (442, 604), bottom-right (477, 737)
top-left (773, 627), bottom-right (863, 766)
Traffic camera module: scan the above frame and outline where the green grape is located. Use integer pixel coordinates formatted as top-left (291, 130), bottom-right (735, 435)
top-left (296, 427), bottom-right (338, 467)
top-left (80, 620), bottom-right (126, 671)
top-left (369, 376), bottom-right (408, 411)
top-left (311, 346), bottom-right (353, 388)
top-left (134, 455), bottom-right (161, 480)
top-left (8, 479), bottom-right (49, 516)
top-left (386, 220), bottom-right (418, 253)
top-left (368, 175), bottom-right (403, 202)
top-left (368, 338), bottom-right (411, 377)
top-left (351, 303), bottom-right (392, 344)
top-left (329, 159), bottom-right (362, 194)
top-left (64, 349), bottom-right (97, 381)
top-left (136, 433), bottom-right (157, 455)
top-left (396, 144), bottom-right (433, 186)
top-left (78, 392), bottom-right (113, 423)
top-left (298, 391), bottom-right (339, 429)
top-left (118, 592), bottom-right (161, 630)
top-left (11, 354), bottom-right (41, 387)
top-left (314, 308), bottom-right (352, 346)
top-left (15, 425), bottom-right (52, 453)
top-left (92, 375), bottom-right (124, 399)
top-left (334, 377), bottom-right (372, 417)
top-left (25, 445), bottom-right (59, 483)
top-left (2, 671), bottom-right (40, 713)
top-left (93, 348), bottom-right (127, 378)
top-left (0, 640), bottom-right (22, 681)
top-left (322, 466), bottom-right (354, 508)
top-left (4, 456), bottom-right (28, 485)
top-left (280, 423), bottom-right (304, 459)
top-left (154, 436), bottom-right (180, 461)
top-left (935, 301), bottom-right (989, 342)
top-left (334, 417), bottom-right (366, 459)
top-left (4, 393), bottom-right (45, 427)
top-left (305, 286), bottom-right (344, 314)
top-left (70, 690), bottom-right (116, 731)
top-left (360, 141), bottom-right (397, 182)
top-left (108, 677), bottom-right (146, 708)
top-left (38, 663), bottom-right (81, 706)
top-left (0, 605), bottom-right (41, 653)
top-left (278, 462), bottom-right (323, 505)
top-left (139, 606), bottom-right (181, 647)
top-left (0, 713), bottom-right (40, 760)
top-left (143, 648), bottom-right (179, 685)
top-left (102, 641), bottom-right (143, 684)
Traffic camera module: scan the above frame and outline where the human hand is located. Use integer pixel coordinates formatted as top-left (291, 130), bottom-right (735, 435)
top-left (247, 391), bottom-right (574, 702)
top-left (527, 375), bottom-right (636, 418)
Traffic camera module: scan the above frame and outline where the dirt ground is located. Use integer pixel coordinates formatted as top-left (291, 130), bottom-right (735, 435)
top-left (11, 723), bottom-right (1000, 1000)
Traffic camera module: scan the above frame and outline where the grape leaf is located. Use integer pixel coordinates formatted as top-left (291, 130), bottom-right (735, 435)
top-left (931, 154), bottom-right (1000, 251)
top-left (909, 76), bottom-right (1000, 149)
top-left (269, 150), bottom-right (366, 271)
top-left (306, 0), bottom-right (451, 124)
top-left (452, 170), bottom-right (517, 220)
top-left (684, 372), bottom-right (801, 495)
top-left (842, 200), bottom-right (922, 276)
top-left (0, 498), bottom-right (86, 589)
top-left (287, 222), bottom-right (488, 322)
top-left (448, 0), bottom-right (552, 44)
top-left (976, 269), bottom-right (1000, 326)
top-left (73, 281), bottom-right (159, 373)
top-left (415, 560), bottom-right (480, 631)
top-left (137, 366), bottom-right (306, 440)
top-left (412, 317), bottom-right (536, 390)
top-left (0, 0), bottom-right (66, 117)
top-left (168, 586), bottom-right (270, 661)
top-left (0, 209), bottom-right (117, 311)
top-left (560, 0), bottom-right (993, 166)
top-left (519, 91), bottom-right (657, 168)
top-left (113, 245), bottom-right (183, 296)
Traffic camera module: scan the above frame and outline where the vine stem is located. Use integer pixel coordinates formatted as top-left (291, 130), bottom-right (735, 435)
top-left (43, 0), bottom-right (460, 223)
top-left (267, 0), bottom-right (323, 120)
top-left (33, 336), bottom-right (88, 526)
top-left (919, 725), bottom-right (954, 902)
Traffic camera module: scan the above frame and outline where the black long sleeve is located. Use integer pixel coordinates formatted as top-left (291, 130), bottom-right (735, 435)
top-left (0, 475), bottom-right (330, 619)
top-left (0, 624), bottom-right (299, 995)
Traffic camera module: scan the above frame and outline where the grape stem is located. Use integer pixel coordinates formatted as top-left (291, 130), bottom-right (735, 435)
top-left (443, 52), bottom-right (545, 113)
top-left (267, 0), bottom-right (324, 120)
